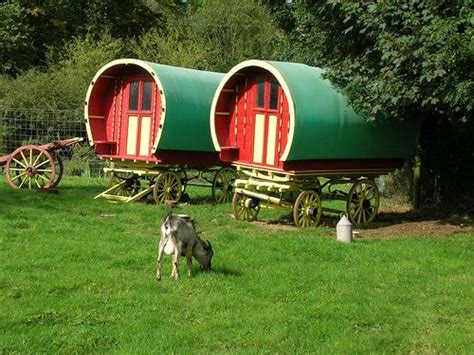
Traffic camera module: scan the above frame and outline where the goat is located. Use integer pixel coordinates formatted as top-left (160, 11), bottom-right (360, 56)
top-left (156, 213), bottom-right (213, 281)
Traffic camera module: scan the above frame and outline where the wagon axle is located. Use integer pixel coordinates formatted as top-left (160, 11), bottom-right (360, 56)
top-left (25, 165), bottom-right (37, 177)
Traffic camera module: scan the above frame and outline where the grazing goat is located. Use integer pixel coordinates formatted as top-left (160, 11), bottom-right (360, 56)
top-left (156, 213), bottom-right (213, 281)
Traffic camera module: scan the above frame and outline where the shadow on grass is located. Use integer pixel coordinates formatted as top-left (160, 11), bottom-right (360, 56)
top-left (210, 266), bottom-right (242, 277)
top-left (359, 209), bottom-right (472, 230)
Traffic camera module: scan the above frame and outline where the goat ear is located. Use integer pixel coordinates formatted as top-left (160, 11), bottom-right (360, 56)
top-left (206, 240), bottom-right (212, 250)
top-left (163, 211), bottom-right (172, 222)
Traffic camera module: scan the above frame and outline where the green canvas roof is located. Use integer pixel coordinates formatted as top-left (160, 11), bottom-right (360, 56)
top-left (145, 61), bottom-right (224, 152)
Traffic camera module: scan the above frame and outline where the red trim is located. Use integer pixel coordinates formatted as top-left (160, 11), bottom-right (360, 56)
top-left (283, 159), bottom-right (404, 172)
top-left (233, 158), bottom-right (404, 176)
top-left (97, 150), bottom-right (228, 168)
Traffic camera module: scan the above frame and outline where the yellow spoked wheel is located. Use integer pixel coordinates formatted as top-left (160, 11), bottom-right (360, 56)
top-left (232, 192), bottom-right (260, 221)
top-left (110, 172), bottom-right (140, 197)
top-left (346, 179), bottom-right (380, 225)
top-left (293, 190), bottom-right (322, 228)
top-left (212, 167), bottom-right (238, 204)
top-left (6, 145), bottom-right (56, 190)
top-left (153, 171), bottom-right (182, 204)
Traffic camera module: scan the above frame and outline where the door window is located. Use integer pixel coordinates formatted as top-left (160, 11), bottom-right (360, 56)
top-left (256, 79), bottom-right (265, 108)
top-left (141, 81), bottom-right (152, 111)
top-left (269, 80), bottom-right (279, 110)
top-left (128, 81), bottom-right (139, 110)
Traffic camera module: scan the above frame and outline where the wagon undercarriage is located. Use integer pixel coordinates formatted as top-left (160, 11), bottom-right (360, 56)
top-left (231, 167), bottom-right (381, 227)
top-left (95, 164), bottom-right (238, 205)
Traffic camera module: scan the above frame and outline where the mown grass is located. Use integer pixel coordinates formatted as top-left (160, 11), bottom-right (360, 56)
top-left (0, 177), bottom-right (473, 353)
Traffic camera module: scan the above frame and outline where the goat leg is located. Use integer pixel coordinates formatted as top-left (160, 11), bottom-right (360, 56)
top-left (156, 242), bottom-right (165, 281)
top-left (171, 248), bottom-right (180, 280)
top-left (185, 245), bottom-right (194, 277)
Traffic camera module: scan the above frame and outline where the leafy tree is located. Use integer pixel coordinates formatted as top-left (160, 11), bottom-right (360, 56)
top-left (0, 34), bottom-right (126, 110)
top-left (133, 0), bottom-right (280, 71)
top-left (0, 2), bottom-right (34, 75)
top-left (268, 0), bottom-right (473, 210)
top-left (273, 1), bottom-right (473, 122)
top-left (0, 0), bottom-right (177, 75)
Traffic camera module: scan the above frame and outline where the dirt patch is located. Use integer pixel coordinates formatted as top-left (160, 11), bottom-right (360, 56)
top-left (355, 219), bottom-right (472, 239)
top-left (254, 204), bottom-right (473, 238)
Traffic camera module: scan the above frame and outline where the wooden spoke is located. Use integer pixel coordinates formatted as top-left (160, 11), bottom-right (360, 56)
top-left (20, 151), bottom-right (28, 165)
top-left (32, 151), bottom-right (44, 166)
top-left (36, 172), bottom-right (50, 181)
top-left (6, 145), bottom-right (56, 190)
top-left (212, 167), bottom-right (238, 204)
top-left (12, 158), bottom-right (26, 168)
top-left (153, 171), bottom-right (182, 204)
top-left (346, 179), bottom-right (380, 225)
top-left (293, 190), bottom-right (322, 228)
top-left (232, 192), bottom-right (260, 221)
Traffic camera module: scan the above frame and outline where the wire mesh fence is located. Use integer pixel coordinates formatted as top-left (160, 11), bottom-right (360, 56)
top-left (0, 108), bottom-right (105, 177)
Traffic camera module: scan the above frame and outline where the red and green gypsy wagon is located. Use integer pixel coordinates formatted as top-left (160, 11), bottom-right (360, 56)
top-left (85, 59), bottom-right (237, 204)
top-left (210, 60), bottom-right (419, 227)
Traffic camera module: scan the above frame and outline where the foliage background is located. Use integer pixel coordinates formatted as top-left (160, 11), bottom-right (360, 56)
top-left (0, 0), bottom-right (472, 212)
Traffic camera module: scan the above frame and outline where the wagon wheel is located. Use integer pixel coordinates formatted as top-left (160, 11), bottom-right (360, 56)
top-left (153, 171), bottom-right (182, 204)
top-left (6, 145), bottom-right (56, 190)
top-left (109, 172), bottom-right (140, 197)
top-left (346, 179), bottom-right (380, 225)
top-left (293, 190), bottom-right (322, 228)
top-left (52, 155), bottom-right (64, 187)
top-left (212, 167), bottom-right (238, 204)
top-left (232, 192), bottom-right (260, 221)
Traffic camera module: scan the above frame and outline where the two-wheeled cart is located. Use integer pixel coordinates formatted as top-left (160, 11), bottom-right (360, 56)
top-left (0, 137), bottom-right (83, 190)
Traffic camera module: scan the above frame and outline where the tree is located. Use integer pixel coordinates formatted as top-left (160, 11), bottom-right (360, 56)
top-left (0, 0), bottom-right (176, 75)
top-left (268, 0), bottom-right (473, 211)
top-left (0, 2), bottom-right (35, 75)
top-left (133, 0), bottom-right (280, 71)
top-left (0, 34), bottom-right (126, 110)
top-left (273, 1), bottom-right (472, 122)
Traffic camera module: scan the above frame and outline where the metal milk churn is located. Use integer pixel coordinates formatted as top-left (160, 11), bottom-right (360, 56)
top-left (336, 214), bottom-right (353, 243)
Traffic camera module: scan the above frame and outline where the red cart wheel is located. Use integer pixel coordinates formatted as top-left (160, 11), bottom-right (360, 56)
top-left (6, 145), bottom-right (56, 190)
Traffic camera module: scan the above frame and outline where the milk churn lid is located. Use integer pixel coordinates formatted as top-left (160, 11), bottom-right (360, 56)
top-left (337, 214), bottom-right (352, 227)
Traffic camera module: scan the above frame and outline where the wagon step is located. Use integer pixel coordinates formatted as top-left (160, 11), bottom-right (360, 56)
top-left (95, 183), bottom-right (154, 203)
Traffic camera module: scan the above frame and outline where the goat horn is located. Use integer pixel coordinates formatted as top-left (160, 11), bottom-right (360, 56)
top-left (206, 240), bottom-right (212, 249)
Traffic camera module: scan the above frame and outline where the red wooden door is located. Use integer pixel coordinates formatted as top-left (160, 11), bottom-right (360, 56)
top-left (120, 78), bottom-right (157, 158)
top-left (248, 76), bottom-right (283, 167)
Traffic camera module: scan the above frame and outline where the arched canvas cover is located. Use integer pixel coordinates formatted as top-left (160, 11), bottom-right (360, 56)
top-left (211, 60), bottom-right (419, 166)
top-left (85, 59), bottom-right (224, 160)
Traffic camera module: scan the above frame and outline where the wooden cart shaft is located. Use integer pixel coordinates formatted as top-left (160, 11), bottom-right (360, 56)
top-left (0, 137), bottom-right (83, 166)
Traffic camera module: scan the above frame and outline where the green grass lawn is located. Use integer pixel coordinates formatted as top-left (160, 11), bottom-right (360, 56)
top-left (0, 177), bottom-right (472, 353)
